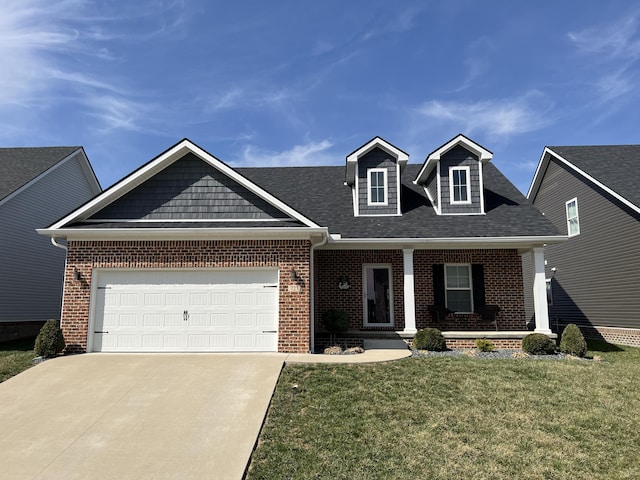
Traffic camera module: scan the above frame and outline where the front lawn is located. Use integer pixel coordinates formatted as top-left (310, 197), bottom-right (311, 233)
top-left (0, 338), bottom-right (36, 383)
top-left (248, 341), bottom-right (640, 479)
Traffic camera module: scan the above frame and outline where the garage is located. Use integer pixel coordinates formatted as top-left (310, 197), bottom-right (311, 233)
top-left (90, 269), bottom-right (279, 352)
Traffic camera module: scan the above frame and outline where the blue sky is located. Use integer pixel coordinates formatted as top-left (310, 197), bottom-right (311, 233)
top-left (2, 1), bottom-right (639, 194)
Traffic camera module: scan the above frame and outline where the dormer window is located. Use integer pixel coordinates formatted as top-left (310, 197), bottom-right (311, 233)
top-left (450, 166), bottom-right (471, 204)
top-left (368, 168), bottom-right (388, 205)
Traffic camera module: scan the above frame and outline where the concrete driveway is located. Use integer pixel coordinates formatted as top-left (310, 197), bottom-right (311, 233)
top-left (0, 353), bottom-right (284, 480)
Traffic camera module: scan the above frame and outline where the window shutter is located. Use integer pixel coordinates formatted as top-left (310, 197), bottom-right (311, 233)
top-left (433, 264), bottom-right (445, 307)
top-left (472, 264), bottom-right (485, 310)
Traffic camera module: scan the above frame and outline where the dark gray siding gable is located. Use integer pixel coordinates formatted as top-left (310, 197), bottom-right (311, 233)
top-left (439, 145), bottom-right (483, 215)
top-left (357, 148), bottom-right (398, 215)
top-left (90, 153), bottom-right (291, 220)
top-left (530, 157), bottom-right (640, 331)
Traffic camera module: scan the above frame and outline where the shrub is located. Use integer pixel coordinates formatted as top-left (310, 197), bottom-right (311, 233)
top-left (560, 324), bottom-right (587, 357)
top-left (413, 328), bottom-right (447, 351)
top-left (34, 319), bottom-right (65, 357)
top-left (475, 338), bottom-right (495, 352)
top-left (322, 309), bottom-right (349, 344)
top-left (522, 333), bottom-right (556, 355)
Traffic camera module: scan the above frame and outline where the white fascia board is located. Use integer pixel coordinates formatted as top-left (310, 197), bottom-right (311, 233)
top-left (48, 140), bottom-right (320, 230)
top-left (37, 226), bottom-right (329, 241)
top-left (321, 235), bottom-right (568, 250)
top-left (345, 136), bottom-right (409, 184)
top-left (76, 148), bottom-right (102, 194)
top-left (529, 148), bottom-right (640, 214)
top-left (0, 148), bottom-right (85, 208)
top-left (414, 134), bottom-right (493, 185)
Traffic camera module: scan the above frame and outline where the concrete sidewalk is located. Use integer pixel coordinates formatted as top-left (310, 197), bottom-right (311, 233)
top-left (285, 338), bottom-right (411, 364)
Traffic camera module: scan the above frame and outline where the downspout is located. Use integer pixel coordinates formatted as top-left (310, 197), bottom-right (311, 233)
top-left (309, 232), bottom-right (329, 353)
top-left (51, 237), bottom-right (67, 251)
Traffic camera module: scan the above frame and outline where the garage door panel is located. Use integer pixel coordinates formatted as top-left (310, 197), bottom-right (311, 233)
top-left (93, 269), bottom-right (279, 352)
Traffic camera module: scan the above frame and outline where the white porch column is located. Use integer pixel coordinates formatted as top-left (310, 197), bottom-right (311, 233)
top-left (403, 249), bottom-right (417, 334)
top-left (532, 247), bottom-right (551, 335)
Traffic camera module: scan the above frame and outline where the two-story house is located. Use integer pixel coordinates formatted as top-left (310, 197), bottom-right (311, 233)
top-left (525, 145), bottom-right (640, 347)
top-left (39, 134), bottom-right (562, 353)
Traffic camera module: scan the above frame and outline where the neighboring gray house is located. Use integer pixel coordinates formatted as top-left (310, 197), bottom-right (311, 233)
top-left (0, 147), bottom-right (101, 341)
top-left (524, 145), bottom-right (640, 346)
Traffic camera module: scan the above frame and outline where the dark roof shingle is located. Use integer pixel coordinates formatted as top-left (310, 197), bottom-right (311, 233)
top-left (0, 147), bottom-right (80, 201)
top-left (548, 145), bottom-right (640, 208)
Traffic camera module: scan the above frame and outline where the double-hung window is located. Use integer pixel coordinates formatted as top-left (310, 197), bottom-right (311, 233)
top-left (566, 198), bottom-right (580, 236)
top-left (445, 264), bottom-right (473, 313)
top-left (368, 168), bottom-right (388, 205)
top-left (449, 166), bottom-right (471, 204)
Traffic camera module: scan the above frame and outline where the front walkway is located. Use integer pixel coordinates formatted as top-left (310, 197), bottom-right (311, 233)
top-left (285, 338), bottom-right (411, 364)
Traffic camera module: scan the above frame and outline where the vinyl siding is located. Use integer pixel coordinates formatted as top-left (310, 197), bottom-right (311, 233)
top-left (91, 153), bottom-right (290, 220)
top-left (0, 153), bottom-right (99, 322)
top-left (357, 148), bottom-right (398, 215)
top-left (426, 169), bottom-right (438, 211)
top-left (528, 157), bottom-right (640, 330)
top-left (439, 146), bottom-right (483, 214)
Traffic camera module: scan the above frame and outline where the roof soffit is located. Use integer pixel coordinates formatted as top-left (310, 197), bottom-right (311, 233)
top-left (414, 134), bottom-right (493, 185)
top-left (345, 136), bottom-right (409, 185)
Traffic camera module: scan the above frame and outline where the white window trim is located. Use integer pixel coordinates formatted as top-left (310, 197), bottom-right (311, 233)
top-left (449, 166), bottom-right (472, 205)
top-left (546, 278), bottom-right (553, 307)
top-left (444, 263), bottom-right (474, 314)
top-left (367, 168), bottom-right (388, 206)
top-left (566, 197), bottom-right (580, 237)
top-left (362, 264), bottom-right (394, 327)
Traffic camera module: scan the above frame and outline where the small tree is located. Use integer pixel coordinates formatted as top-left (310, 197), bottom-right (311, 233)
top-left (35, 319), bottom-right (65, 357)
top-left (560, 324), bottom-right (587, 357)
top-left (322, 309), bottom-right (349, 345)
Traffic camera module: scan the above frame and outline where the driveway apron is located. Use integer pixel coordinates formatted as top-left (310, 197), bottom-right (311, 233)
top-left (0, 353), bottom-right (284, 480)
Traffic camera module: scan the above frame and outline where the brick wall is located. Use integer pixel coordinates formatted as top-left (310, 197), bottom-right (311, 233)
top-left (315, 250), bottom-right (405, 330)
top-left (315, 248), bottom-right (526, 332)
top-left (571, 325), bottom-right (640, 348)
top-left (62, 239), bottom-right (311, 354)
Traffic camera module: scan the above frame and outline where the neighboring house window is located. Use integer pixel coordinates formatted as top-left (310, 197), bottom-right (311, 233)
top-left (449, 166), bottom-right (471, 204)
top-left (566, 198), bottom-right (580, 236)
top-left (367, 168), bottom-right (388, 205)
top-left (444, 264), bottom-right (473, 313)
top-left (546, 278), bottom-right (553, 306)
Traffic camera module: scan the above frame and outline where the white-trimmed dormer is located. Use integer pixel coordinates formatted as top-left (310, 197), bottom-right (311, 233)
top-left (414, 134), bottom-right (492, 215)
top-left (345, 137), bottom-right (409, 217)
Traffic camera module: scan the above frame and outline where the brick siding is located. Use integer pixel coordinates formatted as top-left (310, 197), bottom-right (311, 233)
top-left (61, 239), bottom-right (311, 354)
top-left (315, 248), bottom-right (526, 332)
top-left (570, 325), bottom-right (640, 348)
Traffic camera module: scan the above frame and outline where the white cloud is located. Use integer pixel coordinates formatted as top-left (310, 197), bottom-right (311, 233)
top-left (0, 0), bottom-right (186, 134)
top-left (568, 16), bottom-right (640, 59)
top-left (237, 140), bottom-right (334, 167)
top-left (415, 92), bottom-right (554, 137)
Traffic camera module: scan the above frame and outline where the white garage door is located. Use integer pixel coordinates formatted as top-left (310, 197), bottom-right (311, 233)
top-left (91, 269), bottom-right (279, 352)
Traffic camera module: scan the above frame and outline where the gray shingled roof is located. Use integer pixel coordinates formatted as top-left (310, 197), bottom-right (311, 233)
top-left (548, 145), bottom-right (640, 208)
top-left (0, 147), bottom-right (80, 202)
top-left (238, 163), bottom-right (560, 238)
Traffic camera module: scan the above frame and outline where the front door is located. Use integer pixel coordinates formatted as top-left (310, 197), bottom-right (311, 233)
top-left (363, 265), bottom-right (393, 327)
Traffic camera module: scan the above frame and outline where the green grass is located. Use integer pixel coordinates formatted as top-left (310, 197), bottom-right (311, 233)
top-left (248, 341), bottom-right (640, 479)
top-left (0, 338), bottom-right (36, 383)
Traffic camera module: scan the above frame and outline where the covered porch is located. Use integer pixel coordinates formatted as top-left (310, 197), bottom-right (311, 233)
top-left (312, 243), bottom-right (554, 351)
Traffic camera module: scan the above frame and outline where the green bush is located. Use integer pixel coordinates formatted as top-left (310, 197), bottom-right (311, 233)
top-left (522, 333), bottom-right (556, 355)
top-left (560, 324), bottom-right (587, 357)
top-left (322, 309), bottom-right (349, 345)
top-left (34, 319), bottom-right (65, 357)
top-left (475, 338), bottom-right (495, 352)
top-left (414, 328), bottom-right (447, 351)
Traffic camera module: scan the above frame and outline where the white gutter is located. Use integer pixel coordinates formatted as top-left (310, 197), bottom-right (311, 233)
top-left (50, 237), bottom-right (67, 251)
top-left (321, 235), bottom-right (567, 250)
top-left (37, 227), bottom-right (328, 241)
top-left (309, 232), bottom-right (329, 353)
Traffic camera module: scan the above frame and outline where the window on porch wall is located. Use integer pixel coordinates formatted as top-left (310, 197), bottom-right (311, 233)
top-left (433, 264), bottom-right (485, 315)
